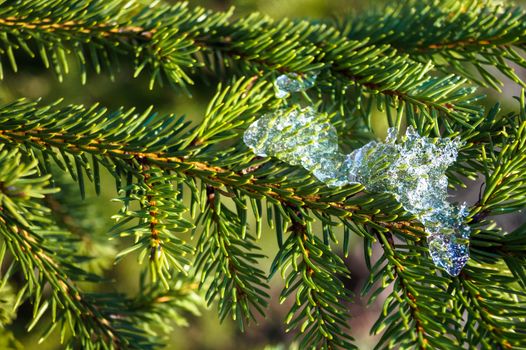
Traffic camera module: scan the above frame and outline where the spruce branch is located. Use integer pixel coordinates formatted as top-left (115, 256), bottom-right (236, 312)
top-left (474, 119), bottom-right (526, 218)
top-left (127, 275), bottom-right (202, 332)
top-left (193, 185), bottom-right (269, 330)
top-left (0, 0), bottom-right (211, 87)
top-left (0, 1), bottom-right (484, 125)
top-left (270, 206), bottom-right (355, 349)
top-left (0, 1), bottom-right (525, 348)
top-left (111, 163), bottom-right (194, 288)
top-left (339, 0), bottom-right (526, 90)
top-left (0, 98), bottom-right (415, 234)
top-left (456, 266), bottom-right (526, 349)
top-left (499, 222), bottom-right (526, 289)
top-left (0, 255), bottom-right (17, 329)
top-left (368, 230), bottom-right (462, 350)
top-left (0, 146), bottom-right (159, 349)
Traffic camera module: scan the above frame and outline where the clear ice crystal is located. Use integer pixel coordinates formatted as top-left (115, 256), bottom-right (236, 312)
top-left (274, 72), bottom-right (317, 98)
top-left (343, 128), bottom-right (469, 276)
top-left (243, 107), bottom-right (348, 186)
top-left (244, 108), bottom-right (471, 276)
top-left (424, 204), bottom-right (470, 276)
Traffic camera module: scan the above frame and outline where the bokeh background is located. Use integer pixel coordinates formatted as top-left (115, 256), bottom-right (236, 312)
top-left (2, 1), bottom-right (526, 349)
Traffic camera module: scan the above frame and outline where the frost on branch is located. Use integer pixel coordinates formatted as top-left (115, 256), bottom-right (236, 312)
top-left (244, 107), bottom-right (470, 276)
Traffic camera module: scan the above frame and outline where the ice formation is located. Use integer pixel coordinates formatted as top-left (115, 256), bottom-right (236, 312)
top-left (244, 106), bottom-right (470, 276)
top-left (274, 72), bottom-right (318, 98)
top-left (243, 107), bottom-right (348, 186)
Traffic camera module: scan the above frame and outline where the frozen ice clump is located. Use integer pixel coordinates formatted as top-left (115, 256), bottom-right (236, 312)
top-left (274, 72), bottom-right (317, 98)
top-left (424, 204), bottom-right (470, 276)
top-left (344, 127), bottom-right (469, 276)
top-left (243, 107), bottom-right (348, 186)
top-left (243, 110), bottom-right (470, 276)
top-left (346, 127), bottom-right (463, 215)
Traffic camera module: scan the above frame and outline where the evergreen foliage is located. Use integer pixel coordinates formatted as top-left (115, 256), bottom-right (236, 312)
top-left (0, 0), bottom-right (525, 349)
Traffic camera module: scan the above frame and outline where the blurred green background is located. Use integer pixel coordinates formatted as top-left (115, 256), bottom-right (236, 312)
top-left (2, 1), bottom-right (525, 350)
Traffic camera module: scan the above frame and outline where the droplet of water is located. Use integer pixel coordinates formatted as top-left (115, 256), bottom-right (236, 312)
top-left (274, 72), bottom-right (317, 98)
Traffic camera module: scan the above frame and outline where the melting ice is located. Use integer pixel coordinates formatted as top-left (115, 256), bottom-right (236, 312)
top-left (243, 107), bottom-right (348, 186)
top-left (244, 106), bottom-right (470, 276)
top-left (274, 72), bottom-right (318, 98)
